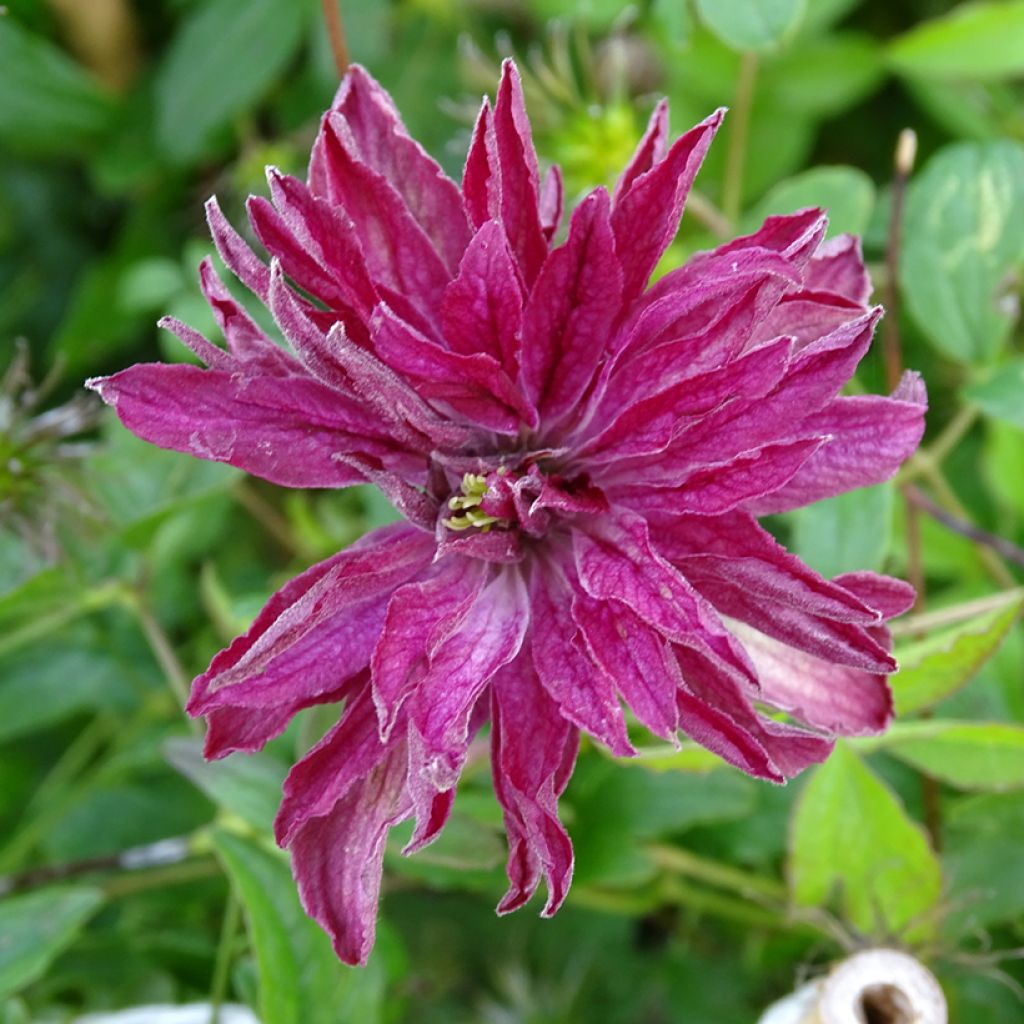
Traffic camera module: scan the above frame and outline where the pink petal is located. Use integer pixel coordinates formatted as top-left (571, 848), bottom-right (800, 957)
top-left (492, 60), bottom-right (548, 286)
top-left (610, 109), bottom-right (723, 302)
top-left (462, 97), bottom-right (497, 230)
top-left (205, 196), bottom-right (270, 302)
top-left (571, 592), bottom-right (681, 741)
top-left (746, 370), bottom-right (927, 514)
top-left (831, 571), bottom-right (916, 619)
top-left (539, 164), bottom-right (564, 241)
top-left (728, 619), bottom-right (894, 736)
top-left (520, 189), bottom-right (624, 425)
top-left (371, 302), bottom-right (535, 433)
top-left (87, 363), bottom-right (408, 488)
top-left (528, 558), bottom-right (633, 756)
top-left (583, 335), bottom-right (793, 463)
top-left (674, 646), bottom-right (834, 779)
top-left (407, 568), bottom-right (531, 788)
top-left (573, 510), bottom-right (755, 683)
top-left (188, 525), bottom-right (432, 719)
top-left (490, 656), bottom-right (578, 915)
top-left (613, 99), bottom-right (669, 204)
top-left (804, 233), bottom-right (872, 305)
top-left (619, 438), bottom-right (823, 517)
top-left (327, 65), bottom-right (471, 274)
top-left (313, 112), bottom-right (452, 325)
top-left (440, 221), bottom-right (524, 375)
top-left (371, 557), bottom-right (488, 736)
top-left (287, 734), bottom-right (412, 966)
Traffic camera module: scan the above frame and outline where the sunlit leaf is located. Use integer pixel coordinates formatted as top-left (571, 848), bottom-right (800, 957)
top-left (890, 592), bottom-right (1024, 715)
top-left (789, 743), bottom-right (941, 938)
top-left (875, 720), bottom-right (1024, 791)
top-left (889, 2), bottom-right (1024, 82)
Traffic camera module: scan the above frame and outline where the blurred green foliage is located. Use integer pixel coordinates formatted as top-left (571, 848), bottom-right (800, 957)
top-left (2, 0), bottom-right (1024, 1021)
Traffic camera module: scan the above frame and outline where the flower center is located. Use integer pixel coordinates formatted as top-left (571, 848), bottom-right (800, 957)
top-left (443, 472), bottom-right (507, 533)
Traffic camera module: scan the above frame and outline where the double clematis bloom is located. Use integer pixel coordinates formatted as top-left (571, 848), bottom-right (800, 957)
top-left (89, 62), bottom-right (926, 965)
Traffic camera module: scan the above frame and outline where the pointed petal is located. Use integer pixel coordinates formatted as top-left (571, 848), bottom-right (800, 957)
top-left (87, 363), bottom-right (402, 488)
top-left (620, 438), bottom-right (823, 517)
top-left (831, 572), bottom-right (915, 620)
top-left (572, 509), bottom-right (755, 682)
top-left (440, 221), bottom-right (524, 375)
top-left (493, 60), bottom-right (548, 286)
top-left (728, 619), bottom-right (894, 736)
top-left (746, 371), bottom-right (927, 514)
top-left (371, 303), bottom-right (535, 433)
top-left (371, 557), bottom-right (488, 736)
top-left (287, 735), bottom-right (411, 965)
top-left (188, 524), bottom-right (434, 720)
top-left (490, 656), bottom-right (578, 915)
top-left (462, 97), bottom-right (497, 229)
top-left (674, 646), bottom-right (834, 779)
top-left (539, 164), bottom-right (563, 241)
top-left (314, 112), bottom-right (452, 323)
top-left (571, 592), bottom-right (681, 741)
top-left (520, 189), bottom-right (624, 424)
top-left (804, 233), bottom-right (872, 305)
top-left (529, 559), bottom-right (633, 756)
top-left (327, 65), bottom-right (471, 273)
top-left (408, 568), bottom-right (531, 789)
top-left (611, 109), bottom-right (723, 301)
top-left (205, 196), bottom-right (271, 301)
top-left (613, 99), bottom-right (669, 204)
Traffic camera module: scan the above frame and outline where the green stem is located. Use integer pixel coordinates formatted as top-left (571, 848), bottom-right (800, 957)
top-left (210, 887), bottom-right (243, 1023)
top-left (128, 594), bottom-right (200, 731)
top-left (647, 843), bottom-right (787, 903)
top-left (722, 52), bottom-right (758, 226)
top-left (102, 855), bottom-right (221, 899)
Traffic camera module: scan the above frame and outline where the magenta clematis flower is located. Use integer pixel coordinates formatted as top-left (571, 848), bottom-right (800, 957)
top-left (89, 62), bottom-right (926, 965)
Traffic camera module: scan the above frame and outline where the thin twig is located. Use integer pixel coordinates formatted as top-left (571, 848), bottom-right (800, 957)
top-left (321, 0), bottom-right (349, 79)
top-left (210, 888), bottom-right (243, 1024)
top-left (234, 480), bottom-right (301, 555)
top-left (131, 596), bottom-right (200, 732)
top-left (686, 190), bottom-right (733, 240)
top-left (722, 52), bottom-right (758, 226)
top-left (889, 587), bottom-right (1024, 639)
top-left (906, 485), bottom-right (1024, 569)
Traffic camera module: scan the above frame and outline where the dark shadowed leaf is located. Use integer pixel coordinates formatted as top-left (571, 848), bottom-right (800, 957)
top-left (0, 886), bottom-right (105, 998)
top-left (901, 141), bottom-right (1024, 364)
top-left (155, 0), bottom-right (313, 164)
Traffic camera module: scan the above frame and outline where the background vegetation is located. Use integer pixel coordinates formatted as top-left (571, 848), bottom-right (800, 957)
top-left (2, 0), bottom-right (1024, 1020)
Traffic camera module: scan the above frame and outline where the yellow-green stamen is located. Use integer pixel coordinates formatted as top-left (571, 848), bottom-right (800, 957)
top-left (443, 472), bottom-right (502, 532)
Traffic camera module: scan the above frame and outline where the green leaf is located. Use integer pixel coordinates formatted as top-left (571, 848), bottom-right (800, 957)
top-left (165, 737), bottom-right (286, 834)
top-left (745, 165), bottom-right (875, 237)
top-left (789, 744), bottom-right (941, 938)
top-left (210, 829), bottom-right (397, 1024)
top-left (0, 20), bottom-right (114, 155)
top-left (791, 483), bottom-right (893, 578)
top-left (889, 2), bottom-right (1024, 82)
top-left (901, 141), bottom-right (1024, 364)
top-left (0, 886), bottom-right (105, 998)
top-left (155, 0), bottom-right (312, 164)
top-left (764, 34), bottom-right (884, 118)
top-left (965, 358), bottom-right (1024, 428)
top-left (890, 592), bottom-right (1024, 715)
top-left (876, 721), bottom-right (1024, 791)
top-left (694, 0), bottom-right (806, 52)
